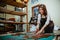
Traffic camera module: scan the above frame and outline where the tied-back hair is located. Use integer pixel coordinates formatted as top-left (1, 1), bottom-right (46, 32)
top-left (39, 4), bottom-right (47, 16)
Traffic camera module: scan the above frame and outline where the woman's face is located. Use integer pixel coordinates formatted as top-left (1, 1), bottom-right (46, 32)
top-left (39, 8), bottom-right (44, 15)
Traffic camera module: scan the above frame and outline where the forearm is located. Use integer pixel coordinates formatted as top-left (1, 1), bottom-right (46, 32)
top-left (36, 24), bottom-right (48, 34)
top-left (40, 24), bottom-right (48, 32)
top-left (36, 27), bottom-right (44, 34)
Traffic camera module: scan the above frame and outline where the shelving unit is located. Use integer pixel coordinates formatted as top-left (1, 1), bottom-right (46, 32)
top-left (0, 0), bottom-right (28, 33)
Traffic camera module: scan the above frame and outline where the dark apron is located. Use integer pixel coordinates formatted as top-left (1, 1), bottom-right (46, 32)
top-left (39, 17), bottom-right (54, 33)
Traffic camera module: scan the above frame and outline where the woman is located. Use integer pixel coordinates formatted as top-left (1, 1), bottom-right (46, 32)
top-left (36, 4), bottom-right (54, 35)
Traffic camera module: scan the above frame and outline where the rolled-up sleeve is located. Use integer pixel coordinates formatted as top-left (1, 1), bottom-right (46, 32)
top-left (37, 14), bottom-right (41, 24)
top-left (36, 14), bottom-right (41, 28)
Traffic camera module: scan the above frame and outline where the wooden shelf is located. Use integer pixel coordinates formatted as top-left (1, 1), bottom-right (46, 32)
top-left (0, 20), bottom-right (27, 24)
top-left (1, 0), bottom-right (27, 8)
top-left (0, 6), bottom-right (27, 16)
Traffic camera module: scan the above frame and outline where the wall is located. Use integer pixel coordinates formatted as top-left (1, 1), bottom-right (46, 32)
top-left (28, 0), bottom-right (60, 26)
